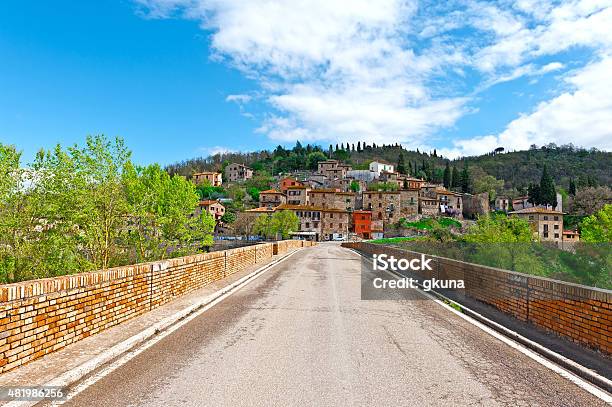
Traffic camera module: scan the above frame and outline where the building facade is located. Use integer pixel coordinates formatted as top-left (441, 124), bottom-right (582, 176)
top-left (259, 190), bottom-right (287, 208)
top-left (286, 186), bottom-right (310, 205)
top-left (196, 200), bottom-right (226, 221)
top-left (362, 191), bottom-right (401, 224)
top-left (509, 207), bottom-right (564, 243)
top-left (192, 171), bottom-right (222, 186)
top-left (369, 161), bottom-right (394, 177)
top-left (225, 163), bottom-right (254, 182)
top-left (352, 210), bottom-right (372, 239)
top-left (279, 177), bottom-right (304, 193)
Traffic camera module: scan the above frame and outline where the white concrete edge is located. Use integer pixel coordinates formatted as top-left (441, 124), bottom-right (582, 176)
top-left (349, 248), bottom-right (612, 403)
top-left (3, 248), bottom-right (305, 407)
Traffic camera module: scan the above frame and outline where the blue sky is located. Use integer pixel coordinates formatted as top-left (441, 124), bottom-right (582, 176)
top-left (1, 1), bottom-right (611, 165)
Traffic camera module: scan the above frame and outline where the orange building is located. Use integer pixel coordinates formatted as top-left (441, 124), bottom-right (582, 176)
top-left (352, 210), bottom-right (372, 239)
top-left (279, 177), bottom-right (304, 193)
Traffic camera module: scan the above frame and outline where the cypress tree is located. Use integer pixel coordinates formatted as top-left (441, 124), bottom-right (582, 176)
top-left (397, 152), bottom-right (406, 174)
top-left (357, 141), bottom-right (361, 152)
top-left (569, 178), bottom-right (576, 196)
top-left (451, 166), bottom-right (460, 188)
top-left (539, 165), bottom-right (557, 208)
top-left (443, 162), bottom-right (451, 189)
top-left (460, 163), bottom-right (470, 193)
top-left (408, 161), bottom-right (413, 175)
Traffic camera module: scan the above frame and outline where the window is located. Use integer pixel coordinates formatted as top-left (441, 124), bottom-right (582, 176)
top-left (378, 212), bottom-right (383, 220)
top-left (339, 223), bottom-right (342, 228)
top-left (306, 222), bottom-right (310, 228)
top-left (330, 223), bottom-right (333, 228)
top-left (554, 216), bottom-right (559, 221)
top-left (543, 216), bottom-right (548, 220)
top-left (528, 215), bottom-right (534, 220)
top-left (554, 233), bottom-right (559, 238)
top-left (554, 224), bottom-right (559, 229)
top-left (378, 202), bottom-right (382, 208)
top-left (543, 232), bottom-right (549, 238)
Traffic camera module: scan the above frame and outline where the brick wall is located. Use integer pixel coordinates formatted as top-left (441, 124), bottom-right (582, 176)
top-left (343, 242), bottom-right (611, 355)
top-left (0, 240), bottom-right (315, 373)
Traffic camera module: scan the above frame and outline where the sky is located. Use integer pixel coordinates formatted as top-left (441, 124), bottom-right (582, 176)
top-left (1, 1), bottom-right (611, 165)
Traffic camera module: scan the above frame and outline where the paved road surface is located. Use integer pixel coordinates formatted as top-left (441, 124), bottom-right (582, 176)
top-left (60, 243), bottom-right (606, 407)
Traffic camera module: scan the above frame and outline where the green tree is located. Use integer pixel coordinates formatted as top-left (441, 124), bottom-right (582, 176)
top-left (460, 163), bottom-right (471, 193)
top-left (569, 178), bottom-right (576, 196)
top-left (451, 166), bottom-right (460, 188)
top-left (397, 152), bottom-right (406, 175)
top-left (464, 214), bottom-right (535, 243)
top-left (350, 180), bottom-right (360, 192)
top-left (473, 175), bottom-right (504, 202)
top-left (443, 162), bottom-right (451, 189)
top-left (539, 165), bottom-right (557, 208)
top-left (581, 204), bottom-right (611, 242)
top-left (271, 210), bottom-right (300, 239)
top-left (253, 214), bottom-right (275, 239)
top-left (123, 162), bottom-right (215, 262)
top-left (306, 151), bottom-right (327, 171)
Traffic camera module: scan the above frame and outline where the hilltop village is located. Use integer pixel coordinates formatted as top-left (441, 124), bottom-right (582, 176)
top-left (192, 158), bottom-right (573, 244)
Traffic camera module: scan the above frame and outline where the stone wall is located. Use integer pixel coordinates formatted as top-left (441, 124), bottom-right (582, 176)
top-left (343, 242), bottom-right (611, 355)
top-left (0, 240), bottom-right (314, 373)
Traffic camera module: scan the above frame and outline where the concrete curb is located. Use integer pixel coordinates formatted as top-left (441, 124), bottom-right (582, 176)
top-left (3, 249), bottom-right (303, 407)
top-left (349, 248), bottom-right (612, 395)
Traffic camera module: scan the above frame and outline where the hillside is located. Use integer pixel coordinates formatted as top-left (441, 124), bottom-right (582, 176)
top-left (166, 142), bottom-right (612, 194)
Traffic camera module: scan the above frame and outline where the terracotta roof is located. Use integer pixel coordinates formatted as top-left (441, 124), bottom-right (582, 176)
top-left (276, 204), bottom-right (348, 213)
top-left (260, 189), bottom-right (284, 194)
top-left (199, 200), bottom-right (223, 206)
top-left (193, 171), bottom-right (220, 176)
top-left (286, 185), bottom-right (307, 189)
top-left (245, 207), bottom-right (276, 213)
top-left (309, 189), bottom-right (341, 193)
top-left (509, 207), bottom-right (565, 215)
top-left (563, 230), bottom-right (579, 234)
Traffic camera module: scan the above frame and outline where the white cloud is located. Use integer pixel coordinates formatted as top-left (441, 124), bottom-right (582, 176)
top-left (225, 94), bottom-right (252, 104)
top-left (199, 145), bottom-right (235, 156)
top-left (137, 0), bottom-right (612, 155)
top-left (447, 55), bottom-right (612, 156)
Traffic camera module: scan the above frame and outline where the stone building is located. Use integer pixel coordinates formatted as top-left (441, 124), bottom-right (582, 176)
top-left (509, 207), bottom-right (564, 243)
top-left (419, 197), bottom-right (439, 216)
top-left (400, 189), bottom-right (419, 216)
top-left (309, 190), bottom-right (356, 211)
top-left (192, 171), bottom-right (222, 186)
top-left (495, 196), bottom-right (510, 211)
top-left (224, 163), bottom-right (253, 182)
top-left (259, 190), bottom-right (286, 208)
top-left (462, 192), bottom-right (490, 219)
top-left (285, 185), bottom-right (310, 205)
top-left (362, 191), bottom-right (401, 224)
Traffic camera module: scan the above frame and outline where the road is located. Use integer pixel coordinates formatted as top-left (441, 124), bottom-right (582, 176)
top-left (59, 243), bottom-right (606, 407)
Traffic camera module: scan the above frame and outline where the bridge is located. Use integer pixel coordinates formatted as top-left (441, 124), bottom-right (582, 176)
top-left (0, 242), bottom-right (610, 406)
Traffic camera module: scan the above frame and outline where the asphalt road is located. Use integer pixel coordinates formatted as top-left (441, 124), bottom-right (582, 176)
top-left (59, 243), bottom-right (607, 407)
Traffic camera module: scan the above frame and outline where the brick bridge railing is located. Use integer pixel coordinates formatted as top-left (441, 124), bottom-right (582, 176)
top-left (0, 240), bottom-right (315, 373)
top-left (343, 242), bottom-right (611, 356)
